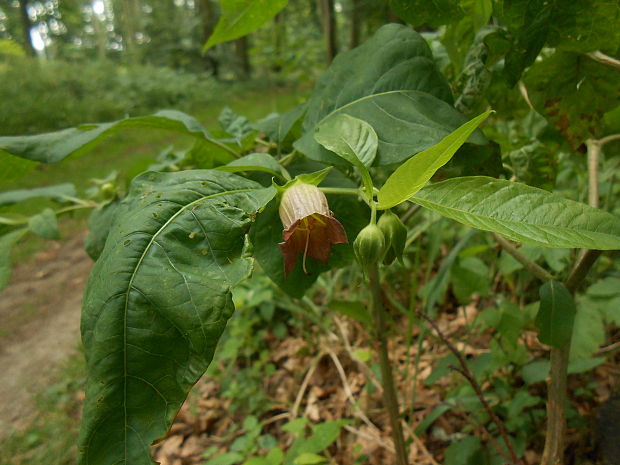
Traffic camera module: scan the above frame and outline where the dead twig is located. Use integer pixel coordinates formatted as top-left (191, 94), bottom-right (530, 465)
top-left (402, 422), bottom-right (441, 465)
top-left (416, 311), bottom-right (524, 465)
top-left (291, 352), bottom-right (323, 419)
top-left (343, 425), bottom-right (395, 453)
top-left (324, 346), bottom-right (380, 435)
top-left (333, 316), bottom-right (383, 392)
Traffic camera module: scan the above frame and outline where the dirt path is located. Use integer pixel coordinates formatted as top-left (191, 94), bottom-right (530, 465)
top-left (0, 234), bottom-right (92, 436)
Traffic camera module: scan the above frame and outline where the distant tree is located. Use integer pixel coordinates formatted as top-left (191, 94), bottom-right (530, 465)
top-left (319, 0), bottom-right (337, 64)
top-left (348, 0), bottom-right (361, 49)
top-left (17, 0), bottom-right (36, 55)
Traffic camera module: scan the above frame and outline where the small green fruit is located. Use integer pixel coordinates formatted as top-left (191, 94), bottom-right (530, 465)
top-left (353, 223), bottom-right (386, 272)
top-left (377, 210), bottom-right (407, 265)
top-left (100, 183), bottom-right (115, 199)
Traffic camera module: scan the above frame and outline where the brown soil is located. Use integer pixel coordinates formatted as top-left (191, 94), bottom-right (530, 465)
top-left (0, 234), bottom-right (92, 436)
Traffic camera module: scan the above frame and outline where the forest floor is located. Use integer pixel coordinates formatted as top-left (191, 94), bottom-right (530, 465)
top-left (0, 233), bottom-right (90, 436)
top-left (0, 230), bottom-right (617, 465)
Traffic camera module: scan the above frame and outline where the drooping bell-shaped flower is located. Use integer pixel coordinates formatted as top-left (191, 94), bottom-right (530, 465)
top-left (278, 182), bottom-right (348, 276)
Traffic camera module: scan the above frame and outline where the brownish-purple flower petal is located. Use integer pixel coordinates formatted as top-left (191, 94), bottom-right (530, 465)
top-left (278, 183), bottom-right (348, 276)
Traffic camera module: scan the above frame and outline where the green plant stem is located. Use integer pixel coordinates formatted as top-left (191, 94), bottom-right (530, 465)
top-left (541, 138), bottom-right (606, 465)
top-left (540, 252), bottom-right (602, 465)
top-left (318, 187), bottom-right (361, 196)
top-left (493, 233), bottom-right (555, 282)
top-left (541, 345), bottom-right (570, 465)
top-left (211, 138), bottom-right (241, 158)
top-left (279, 149), bottom-right (298, 166)
top-left (368, 264), bottom-right (408, 465)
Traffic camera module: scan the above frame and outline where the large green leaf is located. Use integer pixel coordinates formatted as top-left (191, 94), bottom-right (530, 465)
top-left (0, 183), bottom-right (77, 206)
top-left (314, 114), bottom-right (377, 195)
top-left (0, 110), bottom-right (237, 164)
top-left (79, 170), bottom-right (275, 465)
top-left (535, 281), bottom-right (576, 348)
top-left (410, 177), bottom-right (620, 249)
top-left (377, 110), bottom-right (492, 209)
top-left (523, 52), bottom-right (620, 147)
top-left (84, 199), bottom-right (121, 261)
top-left (203, 0), bottom-right (288, 50)
top-left (503, 0), bottom-right (553, 86)
top-left (549, 0), bottom-right (620, 53)
top-left (315, 114), bottom-right (378, 168)
top-left (296, 91), bottom-right (487, 167)
top-left (295, 24), bottom-right (481, 166)
top-left (0, 228), bottom-right (27, 290)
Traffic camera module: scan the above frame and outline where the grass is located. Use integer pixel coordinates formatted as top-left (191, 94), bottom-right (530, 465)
top-left (0, 349), bottom-right (85, 465)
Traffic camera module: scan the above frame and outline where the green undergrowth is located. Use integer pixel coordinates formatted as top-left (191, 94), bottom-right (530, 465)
top-left (1, 84), bottom-right (305, 267)
top-left (0, 349), bottom-right (86, 465)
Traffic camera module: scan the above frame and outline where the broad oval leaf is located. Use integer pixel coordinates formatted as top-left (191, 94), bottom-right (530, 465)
top-left (296, 90), bottom-right (487, 166)
top-left (79, 170), bottom-right (275, 465)
top-left (295, 24), bottom-right (481, 166)
top-left (0, 110), bottom-right (237, 164)
top-left (314, 114), bottom-right (378, 168)
top-left (410, 177), bottom-right (620, 249)
top-left (523, 51), bottom-right (620, 147)
top-left (377, 111), bottom-right (492, 209)
top-left (203, 0), bottom-right (288, 50)
top-left (84, 199), bottom-right (121, 261)
top-left (535, 280), bottom-right (576, 348)
top-left (0, 183), bottom-right (76, 206)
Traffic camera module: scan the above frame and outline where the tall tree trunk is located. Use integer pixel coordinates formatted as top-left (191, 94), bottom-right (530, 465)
top-left (272, 10), bottom-right (285, 72)
top-left (18, 0), bottom-right (36, 56)
top-left (92, 15), bottom-right (107, 61)
top-left (349, 0), bottom-right (360, 49)
top-left (119, 0), bottom-right (141, 64)
top-left (199, 0), bottom-right (217, 40)
top-left (199, 0), bottom-right (220, 77)
top-left (234, 35), bottom-right (251, 79)
top-left (320, 0), bottom-right (337, 64)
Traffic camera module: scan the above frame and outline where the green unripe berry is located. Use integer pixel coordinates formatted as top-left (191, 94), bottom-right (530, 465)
top-left (100, 183), bottom-right (115, 199)
top-left (377, 210), bottom-right (407, 265)
top-left (353, 223), bottom-right (386, 273)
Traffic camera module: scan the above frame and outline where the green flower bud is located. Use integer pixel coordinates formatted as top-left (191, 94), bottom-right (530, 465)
top-left (353, 223), bottom-right (386, 273)
top-left (377, 210), bottom-right (407, 265)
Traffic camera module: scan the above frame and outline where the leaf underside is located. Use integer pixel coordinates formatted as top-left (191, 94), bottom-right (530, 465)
top-left (411, 177), bottom-right (620, 249)
top-left (79, 170), bottom-right (274, 465)
top-left (204, 0), bottom-right (288, 50)
top-left (0, 110), bottom-right (229, 164)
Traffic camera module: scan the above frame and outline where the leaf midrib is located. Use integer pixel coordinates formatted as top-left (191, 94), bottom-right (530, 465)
top-left (316, 89), bottom-right (434, 128)
top-left (411, 191), bottom-right (618, 246)
top-left (120, 187), bottom-right (254, 460)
